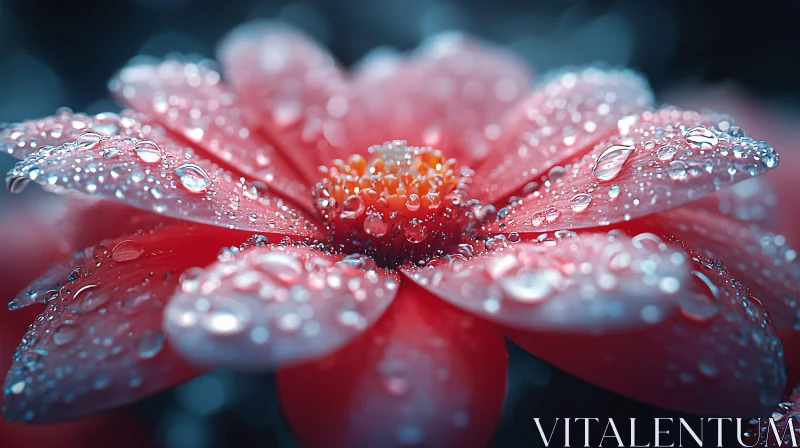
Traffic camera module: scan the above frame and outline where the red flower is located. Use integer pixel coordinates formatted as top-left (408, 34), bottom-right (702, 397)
top-left (2, 22), bottom-right (798, 447)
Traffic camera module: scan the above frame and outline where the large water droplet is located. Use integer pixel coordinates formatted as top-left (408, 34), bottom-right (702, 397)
top-left (592, 144), bottom-right (635, 181)
top-left (667, 160), bottom-right (688, 181)
top-left (136, 330), bottom-right (165, 359)
top-left (53, 324), bottom-right (81, 346)
top-left (112, 240), bottom-right (145, 262)
top-left (500, 269), bottom-right (553, 302)
top-left (340, 195), bottom-right (365, 219)
top-left (570, 193), bottom-right (592, 212)
top-left (174, 163), bottom-right (211, 194)
top-left (656, 145), bottom-right (676, 160)
top-left (134, 140), bottom-right (162, 163)
top-left (685, 126), bottom-right (719, 150)
top-left (364, 213), bottom-right (387, 237)
top-left (405, 218), bottom-right (428, 243)
top-left (76, 132), bottom-right (103, 150)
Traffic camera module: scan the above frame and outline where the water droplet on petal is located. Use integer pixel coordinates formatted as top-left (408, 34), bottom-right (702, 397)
top-left (111, 240), bottom-right (145, 262)
top-left (592, 144), bottom-right (635, 181)
top-left (174, 163), bottom-right (211, 193)
top-left (656, 145), bottom-right (676, 160)
top-left (136, 330), bottom-right (165, 359)
top-left (76, 132), bottom-right (103, 150)
top-left (364, 213), bottom-right (387, 237)
top-left (53, 324), bottom-right (81, 346)
top-left (134, 140), bottom-right (162, 163)
top-left (685, 126), bottom-right (719, 150)
top-left (667, 160), bottom-right (688, 181)
top-left (570, 193), bottom-right (592, 212)
top-left (340, 195), bottom-right (365, 219)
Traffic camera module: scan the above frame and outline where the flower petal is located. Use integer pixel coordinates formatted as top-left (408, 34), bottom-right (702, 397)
top-left (642, 207), bottom-right (800, 388)
top-left (164, 246), bottom-right (399, 369)
top-left (404, 230), bottom-right (689, 332)
top-left (474, 66), bottom-right (652, 203)
top-left (276, 281), bottom-right (507, 448)
top-left (507, 237), bottom-right (786, 416)
top-left (218, 21), bottom-right (351, 175)
top-left (57, 197), bottom-right (175, 253)
top-left (110, 57), bottom-right (314, 211)
top-left (355, 32), bottom-right (532, 166)
top-left (6, 126), bottom-right (320, 238)
top-left (1, 109), bottom-right (142, 160)
top-left (491, 107), bottom-right (781, 234)
top-left (746, 384), bottom-right (800, 447)
top-left (680, 177), bottom-right (776, 225)
top-left (644, 207), bottom-right (800, 330)
top-left (2, 222), bottom-right (251, 423)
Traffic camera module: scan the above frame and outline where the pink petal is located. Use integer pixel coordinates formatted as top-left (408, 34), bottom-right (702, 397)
top-left (680, 176), bottom-right (776, 225)
top-left (217, 21), bottom-right (351, 176)
top-left (57, 197), bottom-right (175, 252)
top-left (2, 223), bottom-right (252, 423)
top-left (745, 384), bottom-right (800, 447)
top-left (506, 237), bottom-right (786, 415)
top-left (163, 245), bottom-right (399, 369)
top-left (404, 230), bottom-right (690, 332)
top-left (6, 125), bottom-right (321, 238)
top-left (355, 32), bottom-right (533, 166)
top-left (277, 281), bottom-right (507, 448)
top-left (110, 57), bottom-right (314, 212)
top-left (644, 207), bottom-right (799, 330)
top-left (491, 107), bottom-right (781, 234)
top-left (1, 109), bottom-right (150, 160)
top-left (474, 66), bottom-right (652, 203)
top-left (668, 85), bottom-right (800, 248)
top-left (640, 207), bottom-right (800, 388)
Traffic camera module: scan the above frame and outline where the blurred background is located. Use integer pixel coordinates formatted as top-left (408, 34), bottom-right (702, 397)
top-left (1, 0), bottom-right (799, 447)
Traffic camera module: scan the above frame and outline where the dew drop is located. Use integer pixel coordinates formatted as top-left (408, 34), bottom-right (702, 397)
top-left (592, 144), bottom-right (635, 181)
top-left (174, 163), bottom-right (211, 193)
top-left (570, 193), bottom-right (592, 212)
top-left (656, 145), bottom-right (676, 160)
top-left (667, 160), bottom-right (688, 181)
top-left (405, 218), bottom-right (428, 243)
top-left (136, 330), bottom-right (165, 359)
top-left (685, 126), bottom-right (719, 150)
top-left (500, 269), bottom-right (553, 302)
top-left (112, 240), bottom-right (145, 262)
top-left (364, 213), bottom-right (387, 237)
top-left (608, 184), bottom-right (621, 199)
top-left (341, 195), bottom-right (366, 219)
top-left (134, 140), bottom-right (162, 163)
top-left (53, 324), bottom-right (81, 346)
top-left (76, 132), bottom-right (103, 150)
top-left (405, 193), bottom-right (421, 212)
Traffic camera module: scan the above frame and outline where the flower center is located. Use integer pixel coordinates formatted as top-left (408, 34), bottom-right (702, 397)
top-left (313, 140), bottom-right (478, 267)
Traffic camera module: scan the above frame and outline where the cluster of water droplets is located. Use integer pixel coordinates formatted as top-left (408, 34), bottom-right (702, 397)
top-left (652, 236), bottom-right (786, 407)
top-left (491, 108), bottom-right (781, 233)
top-left (744, 388), bottom-right (800, 446)
top-left (4, 114), bottom-right (318, 237)
top-left (405, 229), bottom-right (690, 331)
top-left (477, 65), bottom-right (653, 203)
top-left (109, 57), bottom-right (310, 203)
top-left (3, 236), bottom-right (177, 422)
top-left (164, 242), bottom-right (399, 369)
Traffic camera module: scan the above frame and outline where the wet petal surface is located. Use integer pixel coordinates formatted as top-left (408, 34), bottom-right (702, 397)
top-left (164, 245), bottom-right (399, 369)
top-left (2, 223), bottom-right (251, 423)
top-left (404, 230), bottom-right (689, 332)
top-left (645, 207), bottom-right (800, 330)
top-left (218, 21), bottom-right (351, 176)
top-left (355, 32), bottom-right (532, 166)
top-left (6, 126), bottom-right (320, 237)
top-left (507, 237), bottom-right (786, 416)
top-left (745, 384), bottom-right (800, 447)
top-left (277, 282), bottom-right (507, 448)
top-left (1, 109), bottom-right (145, 160)
top-left (492, 108), bottom-right (781, 234)
top-left (475, 66), bottom-right (652, 202)
top-left (110, 57), bottom-right (313, 211)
